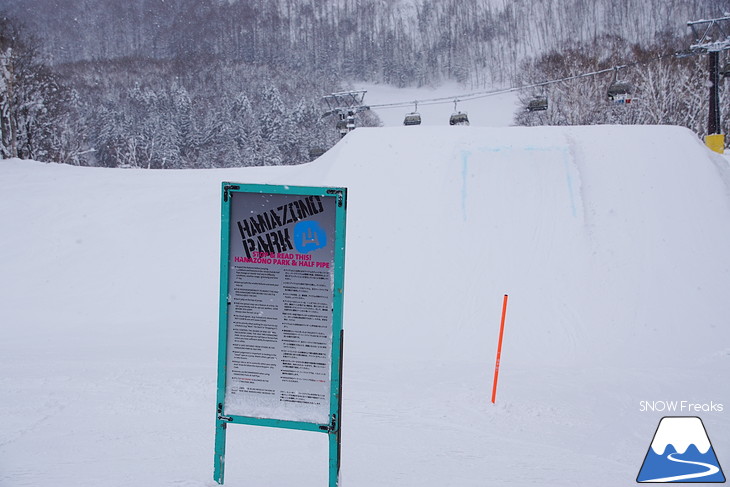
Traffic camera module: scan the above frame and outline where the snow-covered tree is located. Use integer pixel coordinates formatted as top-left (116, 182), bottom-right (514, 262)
top-left (514, 36), bottom-right (719, 143)
top-left (0, 16), bottom-right (77, 162)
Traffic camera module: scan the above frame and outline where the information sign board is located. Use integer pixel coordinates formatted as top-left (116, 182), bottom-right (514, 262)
top-left (214, 183), bottom-right (347, 486)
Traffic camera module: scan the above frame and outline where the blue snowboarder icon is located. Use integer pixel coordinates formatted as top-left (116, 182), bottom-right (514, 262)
top-left (293, 220), bottom-right (327, 254)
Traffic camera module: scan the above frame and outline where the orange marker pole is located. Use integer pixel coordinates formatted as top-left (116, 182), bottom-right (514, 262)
top-left (491, 294), bottom-right (509, 404)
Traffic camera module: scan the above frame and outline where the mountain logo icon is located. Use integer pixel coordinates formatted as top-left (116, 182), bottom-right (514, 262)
top-left (637, 416), bottom-right (726, 483)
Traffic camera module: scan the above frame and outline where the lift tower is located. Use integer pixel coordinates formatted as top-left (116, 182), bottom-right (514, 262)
top-left (688, 16), bottom-right (730, 153)
top-left (323, 91), bottom-right (369, 137)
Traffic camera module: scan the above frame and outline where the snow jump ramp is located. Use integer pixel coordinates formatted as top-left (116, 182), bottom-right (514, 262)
top-left (2, 124), bottom-right (730, 487)
top-left (302, 125), bottom-right (730, 370)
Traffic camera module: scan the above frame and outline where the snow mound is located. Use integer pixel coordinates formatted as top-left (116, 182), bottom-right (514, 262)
top-left (1, 124), bottom-right (729, 487)
top-left (308, 125), bottom-right (730, 368)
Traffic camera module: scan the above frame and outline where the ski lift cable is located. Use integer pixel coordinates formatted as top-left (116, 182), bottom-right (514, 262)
top-left (366, 49), bottom-right (692, 111)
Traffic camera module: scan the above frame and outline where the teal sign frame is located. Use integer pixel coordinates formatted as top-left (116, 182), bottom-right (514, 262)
top-left (214, 183), bottom-right (347, 486)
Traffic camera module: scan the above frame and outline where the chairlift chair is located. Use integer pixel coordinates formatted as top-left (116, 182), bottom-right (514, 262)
top-left (404, 113), bottom-right (422, 126)
top-left (308, 147), bottom-right (326, 161)
top-left (527, 95), bottom-right (548, 112)
top-left (403, 101), bottom-right (422, 126)
top-left (336, 114), bottom-right (348, 136)
top-left (607, 80), bottom-right (633, 104)
top-left (449, 99), bottom-right (470, 126)
top-left (449, 112), bottom-right (470, 126)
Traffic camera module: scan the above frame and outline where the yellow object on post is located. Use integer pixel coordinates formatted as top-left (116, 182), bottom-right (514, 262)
top-left (705, 134), bottom-right (725, 154)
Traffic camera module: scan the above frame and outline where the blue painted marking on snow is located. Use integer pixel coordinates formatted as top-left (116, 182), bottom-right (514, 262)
top-left (461, 146), bottom-right (511, 221)
top-left (523, 145), bottom-right (565, 152)
top-left (459, 144), bottom-right (578, 220)
top-left (476, 145), bottom-right (512, 153)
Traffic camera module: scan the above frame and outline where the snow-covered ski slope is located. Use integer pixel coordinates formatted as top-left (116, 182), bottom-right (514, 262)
top-left (1, 124), bottom-right (729, 487)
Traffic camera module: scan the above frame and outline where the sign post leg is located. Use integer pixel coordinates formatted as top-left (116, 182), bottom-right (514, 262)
top-left (328, 427), bottom-right (341, 487)
top-left (214, 420), bottom-right (228, 484)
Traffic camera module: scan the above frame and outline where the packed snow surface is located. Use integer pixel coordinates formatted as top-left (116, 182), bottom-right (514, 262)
top-left (1, 124), bottom-right (729, 486)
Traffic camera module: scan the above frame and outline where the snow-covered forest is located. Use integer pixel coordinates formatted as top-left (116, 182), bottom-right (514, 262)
top-left (1, 0), bottom-right (729, 167)
top-left (513, 34), bottom-right (730, 140)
